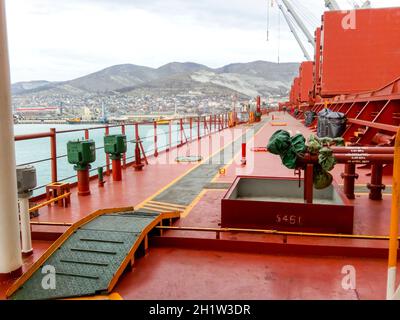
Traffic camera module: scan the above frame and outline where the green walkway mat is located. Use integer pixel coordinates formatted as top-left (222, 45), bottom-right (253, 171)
top-left (8, 210), bottom-right (179, 300)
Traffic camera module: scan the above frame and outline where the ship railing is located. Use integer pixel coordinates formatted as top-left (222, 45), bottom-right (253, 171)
top-left (14, 114), bottom-right (230, 199)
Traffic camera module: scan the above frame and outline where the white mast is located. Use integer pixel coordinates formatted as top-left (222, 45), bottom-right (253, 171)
top-left (0, 0), bottom-right (23, 277)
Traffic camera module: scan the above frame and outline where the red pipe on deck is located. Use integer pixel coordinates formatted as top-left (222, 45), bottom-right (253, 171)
top-left (241, 143), bottom-right (247, 166)
top-left (334, 153), bottom-right (394, 164)
top-left (77, 169), bottom-right (90, 196)
top-left (341, 164), bottom-right (358, 200)
top-left (368, 164), bottom-right (385, 201)
top-left (112, 159), bottom-right (122, 181)
top-left (331, 147), bottom-right (394, 154)
top-left (304, 164), bottom-right (314, 204)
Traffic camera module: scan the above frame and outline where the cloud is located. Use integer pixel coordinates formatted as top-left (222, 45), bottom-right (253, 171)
top-left (5, 0), bottom-right (399, 82)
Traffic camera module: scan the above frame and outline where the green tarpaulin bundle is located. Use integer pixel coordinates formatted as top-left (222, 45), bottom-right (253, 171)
top-left (313, 166), bottom-right (333, 190)
top-left (267, 130), bottom-right (306, 169)
top-left (268, 131), bottom-right (341, 189)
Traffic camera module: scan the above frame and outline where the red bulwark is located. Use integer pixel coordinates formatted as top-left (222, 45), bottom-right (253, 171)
top-left (321, 8), bottom-right (400, 96)
top-left (299, 61), bottom-right (314, 103)
top-left (293, 77), bottom-right (301, 104)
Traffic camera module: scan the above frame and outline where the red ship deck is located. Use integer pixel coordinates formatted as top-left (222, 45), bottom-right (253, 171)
top-left (2, 112), bottom-right (399, 300)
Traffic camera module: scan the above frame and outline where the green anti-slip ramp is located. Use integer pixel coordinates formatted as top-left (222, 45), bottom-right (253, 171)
top-left (7, 207), bottom-right (180, 300)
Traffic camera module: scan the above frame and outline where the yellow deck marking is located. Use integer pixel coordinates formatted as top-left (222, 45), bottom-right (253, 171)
top-left (339, 184), bottom-right (393, 188)
top-left (147, 200), bottom-right (187, 209)
top-left (141, 206), bottom-right (165, 213)
top-left (181, 189), bottom-right (208, 218)
top-left (143, 203), bottom-right (186, 212)
top-left (387, 128), bottom-right (400, 299)
top-left (355, 192), bottom-right (392, 196)
top-left (145, 202), bottom-right (185, 210)
top-left (65, 293), bottom-right (123, 300)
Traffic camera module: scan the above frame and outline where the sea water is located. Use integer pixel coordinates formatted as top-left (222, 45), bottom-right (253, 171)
top-left (14, 123), bottom-right (201, 195)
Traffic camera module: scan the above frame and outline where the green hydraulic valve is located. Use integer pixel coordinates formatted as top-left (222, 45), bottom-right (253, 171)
top-left (104, 134), bottom-right (127, 181)
top-left (67, 139), bottom-right (96, 196)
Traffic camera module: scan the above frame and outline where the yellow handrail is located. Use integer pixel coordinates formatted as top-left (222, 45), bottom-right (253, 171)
top-left (156, 226), bottom-right (400, 241)
top-left (387, 128), bottom-right (400, 300)
top-left (29, 192), bottom-right (71, 213)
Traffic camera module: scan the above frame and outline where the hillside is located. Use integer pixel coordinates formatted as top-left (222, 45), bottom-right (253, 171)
top-left (12, 61), bottom-right (299, 98)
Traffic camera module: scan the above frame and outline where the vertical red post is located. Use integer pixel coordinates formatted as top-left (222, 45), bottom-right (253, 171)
top-left (209, 115), bottom-right (212, 134)
top-left (341, 164), bottom-right (358, 200)
top-left (368, 164), bottom-right (385, 200)
top-left (168, 120), bottom-right (172, 151)
top-left (190, 118), bottom-right (193, 141)
top-left (135, 123), bottom-right (139, 149)
top-left (121, 125), bottom-right (126, 168)
top-left (304, 164), bottom-right (314, 204)
top-left (50, 128), bottom-right (58, 183)
top-left (180, 118), bottom-right (184, 145)
top-left (133, 123), bottom-right (144, 171)
top-left (197, 117), bottom-right (201, 140)
top-left (241, 132), bottom-right (246, 166)
top-left (105, 126), bottom-right (110, 176)
top-left (112, 159), bottom-right (122, 181)
top-left (154, 121), bottom-right (158, 157)
top-left (84, 129), bottom-right (89, 140)
top-left (256, 96), bottom-right (261, 114)
top-left (214, 115), bottom-right (217, 132)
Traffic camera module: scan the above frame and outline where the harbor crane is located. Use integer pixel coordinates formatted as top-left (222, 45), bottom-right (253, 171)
top-left (277, 3), bottom-right (312, 61)
top-left (325, 0), bottom-right (341, 10)
top-left (275, 0), bottom-right (371, 62)
top-left (325, 0), bottom-right (371, 10)
top-left (280, 0), bottom-right (315, 47)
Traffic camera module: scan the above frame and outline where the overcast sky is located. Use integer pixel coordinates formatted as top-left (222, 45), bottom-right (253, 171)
top-left (5, 0), bottom-right (399, 83)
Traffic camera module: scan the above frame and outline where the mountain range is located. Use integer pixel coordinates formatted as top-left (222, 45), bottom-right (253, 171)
top-left (12, 61), bottom-right (299, 98)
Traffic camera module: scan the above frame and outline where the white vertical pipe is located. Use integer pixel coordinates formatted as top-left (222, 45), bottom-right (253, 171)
top-left (19, 198), bottom-right (33, 254)
top-left (0, 0), bottom-right (22, 274)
